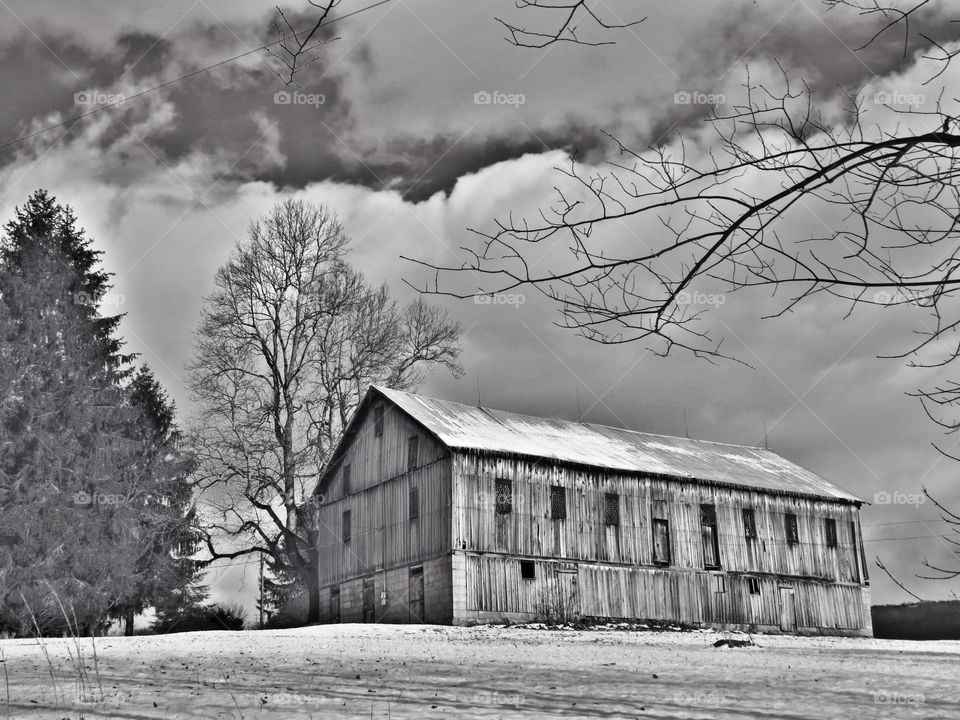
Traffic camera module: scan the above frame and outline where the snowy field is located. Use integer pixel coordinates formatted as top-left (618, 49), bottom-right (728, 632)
top-left (0, 624), bottom-right (956, 719)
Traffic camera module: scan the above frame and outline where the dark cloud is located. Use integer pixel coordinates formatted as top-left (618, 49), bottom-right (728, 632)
top-left (115, 32), bottom-right (174, 79)
top-left (711, 2), bottom-right (960, 98)
top-left (258, 119), bottom-right (607, 202)
top-left (0, 21), bottom-right (608, 204)
top-left (0, 33), bottom-right (100, 151)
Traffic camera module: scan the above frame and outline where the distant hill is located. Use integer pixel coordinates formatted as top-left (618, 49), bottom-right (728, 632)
top-left (872, 600), bottom-right (960, 640)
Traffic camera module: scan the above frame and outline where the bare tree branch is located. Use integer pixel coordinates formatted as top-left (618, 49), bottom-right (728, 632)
top-left (495, 0), bottom-right (645, 48)
top-left (269, 1), bottom-right (342, 85)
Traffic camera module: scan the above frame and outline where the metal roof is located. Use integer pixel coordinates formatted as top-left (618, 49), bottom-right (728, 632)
top-left (374, 386), bottom-right (862, 503)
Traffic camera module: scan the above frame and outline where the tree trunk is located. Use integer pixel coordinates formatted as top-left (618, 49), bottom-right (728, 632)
top-left (124, 606), bottom-right (135, 636)
top-left (304, 567), bottom-right (320, 624)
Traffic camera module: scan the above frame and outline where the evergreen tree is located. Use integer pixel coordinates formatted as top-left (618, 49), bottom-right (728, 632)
top-left (117, 366), bottom-right (206, 635)
top-left (256, 548), bottom-right (303, 627)
top-left (0, 190), bottom-right (142, 634)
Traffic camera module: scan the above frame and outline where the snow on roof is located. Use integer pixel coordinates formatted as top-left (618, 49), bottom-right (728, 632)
top-left (374, 386), bottom-right (861, 503)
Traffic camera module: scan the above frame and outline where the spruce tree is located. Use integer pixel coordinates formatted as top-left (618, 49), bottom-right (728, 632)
top-left (119, 366), bottom-right (206, 635)
top-left (0, 190), bottom-right (141, 634)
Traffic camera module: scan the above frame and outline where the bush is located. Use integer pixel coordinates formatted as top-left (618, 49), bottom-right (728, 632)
top-left (534, 584), bottom-right (580, 626)
top-left (152, 602), bottom-right (246, 633)
top-left (263, 607), bottom-right (308, 629)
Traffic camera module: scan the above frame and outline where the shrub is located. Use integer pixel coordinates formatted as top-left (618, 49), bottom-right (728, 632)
top-left (534, 584), bottom-right (579, 626)
top-left (152, 602), bottom-right (246, 633)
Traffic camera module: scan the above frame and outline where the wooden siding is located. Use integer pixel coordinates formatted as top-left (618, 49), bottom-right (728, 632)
top-left (462, 554), bottom-right (867, 631)
top-left (451, 453), bottom-right (866, 583)
top-left (317, 556), bottom-right (453, 624)
top-left (318, 400), bottom-right (452, 586)
top-left (326, 399), bottom-right (448, 499)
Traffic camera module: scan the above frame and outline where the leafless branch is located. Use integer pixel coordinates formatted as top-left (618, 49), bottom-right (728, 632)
top-left (496, 0), bottom-right (644, 48)
top-left (268, 0), bottom-right (342, 85)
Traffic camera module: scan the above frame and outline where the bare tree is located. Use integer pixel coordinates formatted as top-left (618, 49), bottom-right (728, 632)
top-left (915, 489), bottom-right (960, 584)
top-left (188, 199), bottom-right (461, 621)
top-left (408, 2), bottom-right (958, 357)
top-left (404, 0), bottom-right (960, 586)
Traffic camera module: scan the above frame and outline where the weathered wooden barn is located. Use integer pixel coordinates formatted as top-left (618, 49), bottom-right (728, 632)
top-left (315, 386), bottom-right (871, 636)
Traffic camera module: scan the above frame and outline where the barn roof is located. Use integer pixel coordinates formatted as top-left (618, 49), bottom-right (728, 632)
top-left (373, 386), bottom-right (862, 503)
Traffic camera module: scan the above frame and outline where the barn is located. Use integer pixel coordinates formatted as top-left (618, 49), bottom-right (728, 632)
top-left (314, 385), bottom-right (872, 636)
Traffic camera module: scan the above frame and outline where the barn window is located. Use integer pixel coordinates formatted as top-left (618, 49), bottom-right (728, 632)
top-left (700, 504), bottom-right (721, 569)
top-left (742, 508), bottom-right (757, 539)
top-left (409, 486), bottom-right (419, 520)
top-left (748, 577), bottom-right (761, 595)
top-left (604, 493), bottom-right (620, 526)
top-left (407, 435), bottom-right (419, 471)
top-left (374, 404), bottom-right (384, 437)
top-left (652, 519), bottom-right (671, 565)
top-left (550, 485), bottom-right (566, 520)
top-left (520, 560), bottom-right (535, 580)
top-left (342, 464), bottom-right (351, 496)
top-left (785, 513), bottom-right (799, 546)
top-left (342, 509), bottom-right (352, 544)
top-left (824, 518), bottom-right (837, 548)
top-left (714, 574), bottom-right (725, 593)
top-left (495, 478), bottom-right (512, 515)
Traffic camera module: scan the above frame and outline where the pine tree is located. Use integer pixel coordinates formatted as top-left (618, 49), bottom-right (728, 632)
top-left (256, 548), bottom-right (303, 627)
top-left (118, 366), bottom-right (206, 635)
top-left (0, 189), bottom-right (132, 380)
top-left (0, 190), bottom-right (142, 634)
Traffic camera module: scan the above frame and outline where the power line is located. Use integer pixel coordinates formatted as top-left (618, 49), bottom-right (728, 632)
top-left (863, 519), bottom-right (944, 528)
top-left (0, 0), bottom-right (394, 152)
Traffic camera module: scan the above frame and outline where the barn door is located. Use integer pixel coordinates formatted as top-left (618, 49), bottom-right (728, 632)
top-left (330, 586), bottom-right (340, 623)
top-left (363, 577), bottom-right (376, 623)
top-left (409, 566), bottom-right (425, 623)
top-left (778, 587), bottom-right (796, 632)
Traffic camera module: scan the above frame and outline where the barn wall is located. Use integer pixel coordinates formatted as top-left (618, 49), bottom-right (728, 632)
top-left (456, 553), bottom-right (869, 635)
top-left (452, 453), bottom-right (866, 581)
top-left (316, 398), bottom-right (454, 623)
top-left (324, 397), bottom-right (449, 500)
top-left (318, 555), bottom-right (453, 624)
top-left (450, 452), bottom-right (870, 635)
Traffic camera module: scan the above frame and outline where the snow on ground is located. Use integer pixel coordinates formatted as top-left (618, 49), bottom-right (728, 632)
top-left (0, 624), bottom-right (956, 719)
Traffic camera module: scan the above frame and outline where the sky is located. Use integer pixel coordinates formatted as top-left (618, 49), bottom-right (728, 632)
top-left (1, 0), bottom-right (959, 610)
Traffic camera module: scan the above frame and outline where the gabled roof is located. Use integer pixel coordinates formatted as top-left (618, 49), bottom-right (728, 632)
top-left (322, 385), bottom-right (862, 503)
